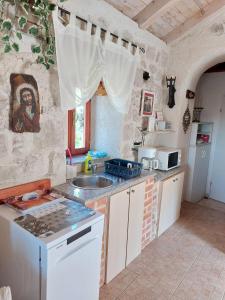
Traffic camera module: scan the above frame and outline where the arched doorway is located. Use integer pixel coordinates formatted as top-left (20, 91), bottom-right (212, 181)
top-left (185, 60), bottom-right (225, 205)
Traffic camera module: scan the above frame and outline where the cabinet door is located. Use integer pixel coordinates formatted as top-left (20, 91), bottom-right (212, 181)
top-left (158, 172), bottom-right (184, 237)
top-left (126, 181), bottom-right (145, 266)
top-left (106, 189), bottom-right (130, 283)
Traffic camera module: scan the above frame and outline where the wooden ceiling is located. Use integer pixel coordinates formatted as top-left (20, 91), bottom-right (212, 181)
top-left (105, 0), bottom-right (225, 43)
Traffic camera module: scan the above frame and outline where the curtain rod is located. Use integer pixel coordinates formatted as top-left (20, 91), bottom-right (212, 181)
top-left (58, 6), bottom-right (145, 54)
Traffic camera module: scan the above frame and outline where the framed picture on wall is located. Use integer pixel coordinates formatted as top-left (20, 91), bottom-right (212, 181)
top-left (140, 90), bottom-right (155, 116)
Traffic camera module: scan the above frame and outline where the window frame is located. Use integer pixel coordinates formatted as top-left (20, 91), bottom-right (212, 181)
top-left (68, 100), bottom-right (91, 156)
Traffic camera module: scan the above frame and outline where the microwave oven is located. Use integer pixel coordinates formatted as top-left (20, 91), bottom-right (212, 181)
top-left (156, 147), bottom-right (181, 171)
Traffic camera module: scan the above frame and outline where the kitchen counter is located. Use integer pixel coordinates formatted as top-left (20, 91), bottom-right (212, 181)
top-left (53, 166), bottom-right (185, 205)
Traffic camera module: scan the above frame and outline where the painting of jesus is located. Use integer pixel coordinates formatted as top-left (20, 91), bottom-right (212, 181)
top-left (10, 74), bottom-right (40, 133)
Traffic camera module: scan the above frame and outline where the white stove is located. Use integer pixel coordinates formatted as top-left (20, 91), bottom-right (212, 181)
top-left (0, 198), bottom-right (104, 300)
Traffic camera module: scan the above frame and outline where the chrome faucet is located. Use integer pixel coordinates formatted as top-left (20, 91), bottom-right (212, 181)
top-left (91, 163), bottom-right (97, 175)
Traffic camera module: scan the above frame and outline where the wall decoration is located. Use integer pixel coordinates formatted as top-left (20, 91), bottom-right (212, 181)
top-left (10, 73), bottom-right (40, 133)
top-left (186, 89), bottom-right (195, 99)
top-left (166, 76), bottom-right (176, 108)
top-left (143, 71), bottom-right (150, 81)
top-left (193, 107), bottom-right (204, 122)
top-left (183, 104), bottom-right (191, 134)
top-left (140, 90), bottom-right (155, 116)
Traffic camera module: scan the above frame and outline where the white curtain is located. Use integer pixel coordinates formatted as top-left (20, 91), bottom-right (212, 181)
top-left (0, 287), bottom-right (12, 300)
top-left (53, 9), bottom-right (140, 113)
top-left (53, 10), bottom-right (103, 110)
top-left (103, 33), bottom-right (140, 114)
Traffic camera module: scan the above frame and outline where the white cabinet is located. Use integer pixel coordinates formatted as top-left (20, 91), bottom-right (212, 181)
top-left (158, 172), bottom-right (184, 237)
top-left (106, 181), bottom-right (145, 283)
top-left (126, 181), bottom-right (145, 265)
top-left (106, 189), bottom-right (130, 283)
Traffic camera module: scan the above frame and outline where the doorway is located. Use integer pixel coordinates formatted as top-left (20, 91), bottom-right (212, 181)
top-left (189, 62), bottom-right (225, 204)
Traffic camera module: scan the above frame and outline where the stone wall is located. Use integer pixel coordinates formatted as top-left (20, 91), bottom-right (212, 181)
top-left (0, 0), bottom-right (168, 189)
top-left (122, 46), bottom-right (168, 159)
top-left (64, 0), bottom-right (169, 160)
top-left (0, 53), bottom-right (66, 189)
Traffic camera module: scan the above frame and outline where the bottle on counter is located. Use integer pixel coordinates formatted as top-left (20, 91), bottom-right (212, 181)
top-left (84, 152), bottom-right (93, 173)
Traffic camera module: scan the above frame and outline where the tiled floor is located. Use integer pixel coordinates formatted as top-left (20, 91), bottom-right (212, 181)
top-left (100, 200), bottom-right (225, 300)
top-left (198, 198), bottom-right (225, 214)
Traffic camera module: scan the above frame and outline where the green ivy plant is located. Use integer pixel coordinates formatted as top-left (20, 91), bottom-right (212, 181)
top-left (0, 0), bottom-right (65, 69)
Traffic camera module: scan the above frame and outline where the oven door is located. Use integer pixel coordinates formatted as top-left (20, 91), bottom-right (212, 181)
top-left (167, 152), bottom-right (179, 170)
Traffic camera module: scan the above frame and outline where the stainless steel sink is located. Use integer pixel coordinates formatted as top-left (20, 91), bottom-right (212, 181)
top-left (72, 175), bottom-right (113, 189)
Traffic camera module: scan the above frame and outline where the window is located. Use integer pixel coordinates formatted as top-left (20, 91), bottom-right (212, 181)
top-left (68, 101), bottom-right (91, 155)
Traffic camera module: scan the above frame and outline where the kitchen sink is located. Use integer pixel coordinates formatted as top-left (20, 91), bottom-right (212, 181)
top-left (72, 175), bottom-right (113, 189)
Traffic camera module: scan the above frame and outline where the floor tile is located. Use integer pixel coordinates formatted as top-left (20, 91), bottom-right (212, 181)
top-left (100, 200), bottom-right (225, 300)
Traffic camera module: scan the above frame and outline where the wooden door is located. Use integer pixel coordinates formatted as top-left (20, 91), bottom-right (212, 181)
top-left (158, 172), bottom-right (184, 237)
top-left (106, 189), bottom-right (130, 283)
top-left (126, 181), bottom-right (145, 266)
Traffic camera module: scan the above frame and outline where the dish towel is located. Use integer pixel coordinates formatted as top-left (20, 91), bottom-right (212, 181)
top-left (0, 287), bottom-right (12, 300)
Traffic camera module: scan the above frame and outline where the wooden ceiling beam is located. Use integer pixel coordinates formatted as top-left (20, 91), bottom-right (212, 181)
top-left (193, 0), bottom-right (205, 15)
top-left (133, 0), bottom-right (178, 29)
top-left (163, 0), bottom-right (225, 43)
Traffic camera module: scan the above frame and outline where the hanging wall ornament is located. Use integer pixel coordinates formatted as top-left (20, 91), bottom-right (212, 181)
top-left (166, 76), bottom-right (176, 108)
top-left (183, 103), bottom-right (191, 134)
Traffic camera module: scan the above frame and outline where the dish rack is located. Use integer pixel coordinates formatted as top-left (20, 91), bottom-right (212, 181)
top-left (104, 159), bottom-right (142, 179)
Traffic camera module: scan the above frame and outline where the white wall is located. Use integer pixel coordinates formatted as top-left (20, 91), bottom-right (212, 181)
top-left (157, 6), bottom-right (225, 199)
top-left (195, 72), bottom-right (225, 195)
top-left (161, 6), bottom-right (225, 161)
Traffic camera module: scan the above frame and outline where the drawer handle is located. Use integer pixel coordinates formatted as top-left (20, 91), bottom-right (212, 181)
top-left (131, 190), bottom-right (135, 193)
top-left (127, 191), bottom-right (130, 195)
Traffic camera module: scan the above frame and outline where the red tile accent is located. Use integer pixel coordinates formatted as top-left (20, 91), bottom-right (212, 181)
top-left (86, 198), bottom-right (108, 287)
top-left (142, 177), bottom-right (159, 250)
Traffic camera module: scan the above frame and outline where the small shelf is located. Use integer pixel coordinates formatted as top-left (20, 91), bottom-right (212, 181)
top-left (197, 131), bottom-right (211, 134)
top-left (196, 142), bottom-right (211, 147)
top-left (190, 122), bottom-right (214, 146)
top-left (142, 129), bottom-right (175, 135)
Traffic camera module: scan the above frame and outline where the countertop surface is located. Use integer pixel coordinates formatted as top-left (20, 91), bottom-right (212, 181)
top-left (53, 166), bottom-right (185, 205)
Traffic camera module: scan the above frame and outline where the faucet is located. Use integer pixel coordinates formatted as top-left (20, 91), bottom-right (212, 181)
top-left (91, 163), bottom-right (97, 175)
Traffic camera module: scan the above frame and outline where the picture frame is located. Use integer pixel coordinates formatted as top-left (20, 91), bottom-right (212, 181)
top-left (10, 73), bottom-right (40, 133)
top-left (140, 90), bottom-right (155, 116)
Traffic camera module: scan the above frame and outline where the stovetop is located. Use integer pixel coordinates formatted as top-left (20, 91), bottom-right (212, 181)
top-left (14, 199), bottom-right (96, 238)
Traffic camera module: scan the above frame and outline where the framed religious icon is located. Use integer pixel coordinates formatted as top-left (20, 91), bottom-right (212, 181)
top-left (10, 73), bottom-right (40, 133)
top-left (140, 90), bottom-right (155, 116)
